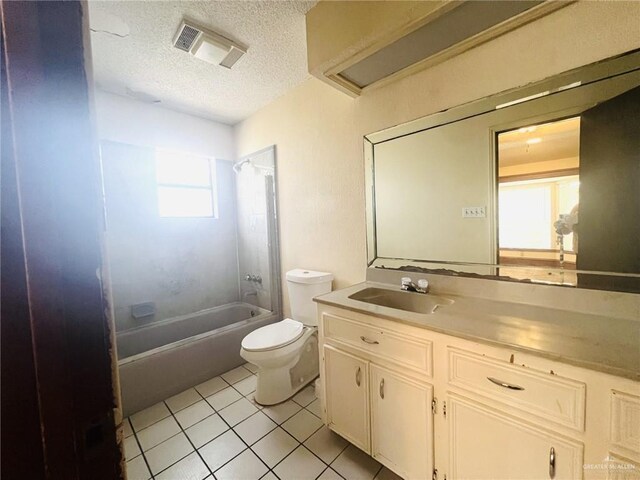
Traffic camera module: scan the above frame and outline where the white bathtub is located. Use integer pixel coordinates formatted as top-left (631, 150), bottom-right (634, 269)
top-left (117, 302), bottom-right (276, 415)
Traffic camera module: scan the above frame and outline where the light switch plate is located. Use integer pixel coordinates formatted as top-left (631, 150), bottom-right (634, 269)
top-left (462, 206), bottom-right (486, 218)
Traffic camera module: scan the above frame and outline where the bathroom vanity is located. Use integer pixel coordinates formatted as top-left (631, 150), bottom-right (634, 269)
top-left (314, 278), bottom-right (640, 480)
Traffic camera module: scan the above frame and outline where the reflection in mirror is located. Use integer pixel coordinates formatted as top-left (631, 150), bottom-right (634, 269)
top-left (365, 51), bottom-right (640, 292)
top-left (497, 117), bottom-right (581, 285)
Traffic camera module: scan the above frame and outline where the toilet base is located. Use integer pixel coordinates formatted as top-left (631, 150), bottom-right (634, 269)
top-left (249, 331), bottom-right (319, 406)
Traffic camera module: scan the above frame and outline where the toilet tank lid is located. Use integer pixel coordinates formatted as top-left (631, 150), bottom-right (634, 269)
top-left (286, 269), bottom-right (333, 284)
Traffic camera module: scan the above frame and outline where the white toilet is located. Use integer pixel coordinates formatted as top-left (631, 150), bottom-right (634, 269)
top-left (240, 269), bottom-right (333, 405)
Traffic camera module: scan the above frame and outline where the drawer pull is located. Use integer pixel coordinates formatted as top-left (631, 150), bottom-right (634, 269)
top-left (549, 447), bottom-right (555, 478)
top-left (379, 379), bottom-right (385, 399)
top-left (360, 336), bottom-right (379, 345)
top-left (355, 367), bottom-right (361, 387)
top-left (487, 377), bottom-right (525, 391)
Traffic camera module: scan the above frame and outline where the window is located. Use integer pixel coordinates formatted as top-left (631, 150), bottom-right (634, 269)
top-left (499, 176), bottom-right (579, 250)
top-left (155, 149), bottom-right (216, 218)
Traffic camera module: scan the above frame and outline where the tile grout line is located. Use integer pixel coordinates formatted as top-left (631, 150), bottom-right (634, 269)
top-left (127, 366), bottom-right (375, 480)
top-left (128, 419), bottom-right (157, 480)
top-left (160, 398), bottom-right (218, 480)
top-left (131, 372), bottom-right (239, 479)
top-left (193, 372), bottom-right (278, 478)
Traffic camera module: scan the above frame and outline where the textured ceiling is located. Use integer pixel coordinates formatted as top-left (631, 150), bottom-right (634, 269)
top-left (88, 1), bottom-right (316, 125)
top-left (498, 117), bottom-right (580, 167)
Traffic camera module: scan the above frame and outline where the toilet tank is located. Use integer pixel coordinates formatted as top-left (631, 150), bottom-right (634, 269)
top-left (286, 269), bottom-right (333, 326)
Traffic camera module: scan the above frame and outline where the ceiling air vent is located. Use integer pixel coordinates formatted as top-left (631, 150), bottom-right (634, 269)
top-left (172, 20), bottom-right (247, 69)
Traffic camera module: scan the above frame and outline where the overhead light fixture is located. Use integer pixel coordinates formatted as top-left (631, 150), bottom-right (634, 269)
top-left (173, 20), bottom-right (246, 69)
top-left (526, 137), bottom-right (542, 145)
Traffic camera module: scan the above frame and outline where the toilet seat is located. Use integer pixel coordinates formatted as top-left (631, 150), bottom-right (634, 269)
top-left (241, 318), bottom-right (304, 352)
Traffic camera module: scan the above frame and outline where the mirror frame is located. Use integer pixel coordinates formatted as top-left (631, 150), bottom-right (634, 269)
top-left (364, 49), bottom-right (640, 292)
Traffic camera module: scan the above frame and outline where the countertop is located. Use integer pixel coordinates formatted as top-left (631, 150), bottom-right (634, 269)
top-left (314, 282), bottom-right (640, 381)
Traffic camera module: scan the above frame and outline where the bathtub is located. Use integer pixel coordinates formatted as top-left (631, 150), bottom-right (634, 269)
top-left (117, 302), bottom-right (277, 416)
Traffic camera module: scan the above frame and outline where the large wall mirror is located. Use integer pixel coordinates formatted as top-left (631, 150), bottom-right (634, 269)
top-left (365, 51), bottom-right (640, 293)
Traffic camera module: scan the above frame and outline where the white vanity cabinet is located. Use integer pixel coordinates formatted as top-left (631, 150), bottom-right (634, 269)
top-left (324, 345), bottom-right (370, 451)
top-left (318, 303), bottom-right (640, 480)
top-left (370, 364), bottom-right (433, 479)
top-left (320, 312), bottom-right (435, 479)
top-left (447, 393), bottom-right (584, 479)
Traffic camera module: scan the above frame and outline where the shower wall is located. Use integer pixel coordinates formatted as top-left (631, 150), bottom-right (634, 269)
top-left (236, 147), bottom-right (276, 312)
top-left (101, 141), bottom-right (240, 332)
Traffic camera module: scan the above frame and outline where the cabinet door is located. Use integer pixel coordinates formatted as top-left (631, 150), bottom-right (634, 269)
top-left (324, 345), bottom-right (370, 452)
top-left (448, 394), bottom-right (584, 480)
top-left (370, 364), bottom-right (434, 479)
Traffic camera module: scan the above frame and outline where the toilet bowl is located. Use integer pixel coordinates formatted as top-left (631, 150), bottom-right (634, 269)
top-left (240, 269), bottom-right (333, 405)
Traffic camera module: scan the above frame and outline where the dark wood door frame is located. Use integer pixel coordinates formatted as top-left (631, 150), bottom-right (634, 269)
top-left (1, 1), bottom-right (124, 478)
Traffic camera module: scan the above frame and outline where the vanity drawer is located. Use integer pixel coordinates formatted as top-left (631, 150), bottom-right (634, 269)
top-left (448, 347), bottom-right (586, 431)
top-left (322, 313), bottom-right (432, 376)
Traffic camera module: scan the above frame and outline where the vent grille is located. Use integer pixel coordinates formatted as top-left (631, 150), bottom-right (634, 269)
top-left (174, 24), bottom-right (200, 52)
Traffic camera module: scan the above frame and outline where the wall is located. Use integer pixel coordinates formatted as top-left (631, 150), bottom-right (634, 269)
top-left (94, 90), bottom-right (235, 160)
top-left (234, 1), bottom-right (640, 316)
top-left (101, 142), bottom-right (240, 332)
top-left (95, 92), bottom-right (240, 332)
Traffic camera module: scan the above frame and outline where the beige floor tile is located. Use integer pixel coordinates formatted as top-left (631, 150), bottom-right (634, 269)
top-left (124, 435), bottom-right (141, 460)
top-left (244, 362), bottom-right (259, 373)
top-left (260, 472), bottom-right (278, 480)
top-left (175, 400), bottom-right (215, 429)
top-left (206, 386), bottom-right (242, 411)
top-left (136, 416), bottom-right (181, 451)
top-left (218, 397), bottom-right (258, 426)
top-left (233, 375), bottom-right (257, 396)
top-left (251, 427), bottom-right (299, 468)
top-left (261, 399), bottom-right (302, 424)
top-left (198, 430), bottom-right (246, 472)
top-left (331, 444), bottom-right (381, 480)
top-left (130, 402), bottom-right (171, 431)
top-left (274, 446), bottom-right (326, 480)
top-left (126, 455), bottom-right (151, 480)
top-left (282, 409), bottom-right (323, 442)
top-left (155, 452), bottom-right (210, 480)
top-left (374, 466), bottom-right (403, 480)
top-left (306, 398), bottom-right (322, 418)
top-left (195, 376), bottom-right (228, 397)
top-left (145, 432), bottom-right (194, 475)
top-left (304, 426), bottom-right (348, 464)
top-left (234, 411), bottom-right (277, 445)
top-left (318, 467), bottom-right (343, 480)
top-left (247, 393), bottom-right (265, 409)
top-left (214, 448), bottom-right (268, 480)
top-left (292, 385), bottom-right (316, 407)
top-left (221, 365), bottom-right (252, 384)
top-left (185, 413), bottom-right (228, 448)
top-left (166, 388), bottom-right (202, 413)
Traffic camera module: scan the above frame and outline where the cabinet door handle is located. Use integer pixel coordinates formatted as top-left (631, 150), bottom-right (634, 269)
top-left (487, 377), bottom-right (525, 391)
top-left (379, 379), bottom-right (385, 399)
top-left (355, 367), bottom-right (361, 387)
top-left (360, 336), bottom-right (379, 345)
top-left (549, 447), bottom-right (555, 479)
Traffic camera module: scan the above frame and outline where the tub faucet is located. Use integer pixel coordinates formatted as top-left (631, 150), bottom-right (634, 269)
top-left (401, 277), bottom-right (429, 294)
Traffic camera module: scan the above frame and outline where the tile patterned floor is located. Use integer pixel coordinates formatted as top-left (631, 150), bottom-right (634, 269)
top-left (123, 364), bottom-right (402, 480)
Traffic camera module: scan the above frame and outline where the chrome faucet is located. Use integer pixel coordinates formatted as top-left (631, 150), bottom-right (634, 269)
top-left (401, 277), bottom-right (429, 294)
top-left (245, 274), bottom-right (262, 284)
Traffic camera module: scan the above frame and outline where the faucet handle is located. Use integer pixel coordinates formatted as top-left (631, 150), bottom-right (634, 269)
top-left (417, 279), bottom-right (429, 293)
top-left (401, 277), bottom-right (412, 286)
